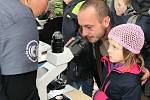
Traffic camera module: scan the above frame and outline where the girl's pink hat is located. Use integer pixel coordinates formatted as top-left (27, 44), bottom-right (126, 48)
top-left (108, 23), bottom-right (145, 54)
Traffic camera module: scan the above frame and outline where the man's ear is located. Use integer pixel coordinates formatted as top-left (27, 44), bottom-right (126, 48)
top-left (102, 16), bottom-right (111, 28)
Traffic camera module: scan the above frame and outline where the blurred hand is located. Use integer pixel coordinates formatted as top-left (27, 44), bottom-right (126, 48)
top-left (64, 37), bottom-right (75, 47)
top-left (141, 67), bottom-right (150, 85)
top-left (114, 0), bottom-right (128, 16)
top-left (92, 79), bottom-right (99, 97)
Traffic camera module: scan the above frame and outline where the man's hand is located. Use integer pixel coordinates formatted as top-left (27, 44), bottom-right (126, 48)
top-left (141, 67), bottom-right (150, 85)
top-left (64, 37), bottom-right (75, 47)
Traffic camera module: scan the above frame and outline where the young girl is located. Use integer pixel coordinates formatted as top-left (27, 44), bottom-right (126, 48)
top-left (94, 23), bottom-right (145, 100)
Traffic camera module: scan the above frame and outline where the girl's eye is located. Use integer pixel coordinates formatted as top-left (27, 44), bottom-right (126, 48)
top-left (109, 44), bottom-right (115, 48)
top-left (112, 45), bottom-right (117, 49)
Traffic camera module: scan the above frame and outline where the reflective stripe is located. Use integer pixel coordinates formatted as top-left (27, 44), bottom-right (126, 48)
top-left (72, 1), bottom-right (85, 15)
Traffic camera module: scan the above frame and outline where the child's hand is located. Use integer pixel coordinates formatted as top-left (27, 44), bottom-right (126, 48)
top-left (92, 79), bottom-right (99, 97)
top-left (141, 67), bottom-right (150, 85)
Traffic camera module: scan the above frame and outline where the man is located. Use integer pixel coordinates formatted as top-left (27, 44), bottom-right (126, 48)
top-left (62, 0), bottom-right (95, 97)
top-left (77, 0), bottom-right (150, 89)
top-left (0, 0), bottom-right (48, 100)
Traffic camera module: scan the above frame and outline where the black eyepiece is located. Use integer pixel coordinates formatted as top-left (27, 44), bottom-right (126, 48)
top-left (51, 31), bottom-right (64, 53)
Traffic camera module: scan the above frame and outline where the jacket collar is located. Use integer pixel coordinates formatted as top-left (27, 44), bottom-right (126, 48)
top-left (101, 56), bottom-right (141, 74)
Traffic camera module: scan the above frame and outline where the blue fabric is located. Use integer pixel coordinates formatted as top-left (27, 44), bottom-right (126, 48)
top-left (62, 0), bottom-right (81, 44)
top-left (106, 72), bottom-right (142, 100)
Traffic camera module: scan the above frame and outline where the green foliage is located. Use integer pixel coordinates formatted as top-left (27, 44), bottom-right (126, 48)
top-left (54, 0), bottom-right (63, 17)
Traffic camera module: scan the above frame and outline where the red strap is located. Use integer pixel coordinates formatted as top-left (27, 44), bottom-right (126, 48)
top-left (104, 80), bottom-right (111, 92)
top-left (101, 56), bottom-right (111, 92)
top-left (101, 56), bottom-right (111, 74)
top-left (94, 56), bottom-right (111, 100)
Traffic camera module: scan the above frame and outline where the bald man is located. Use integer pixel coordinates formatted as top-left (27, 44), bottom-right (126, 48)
top-left (0, 0), bottom-right (48, 100)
